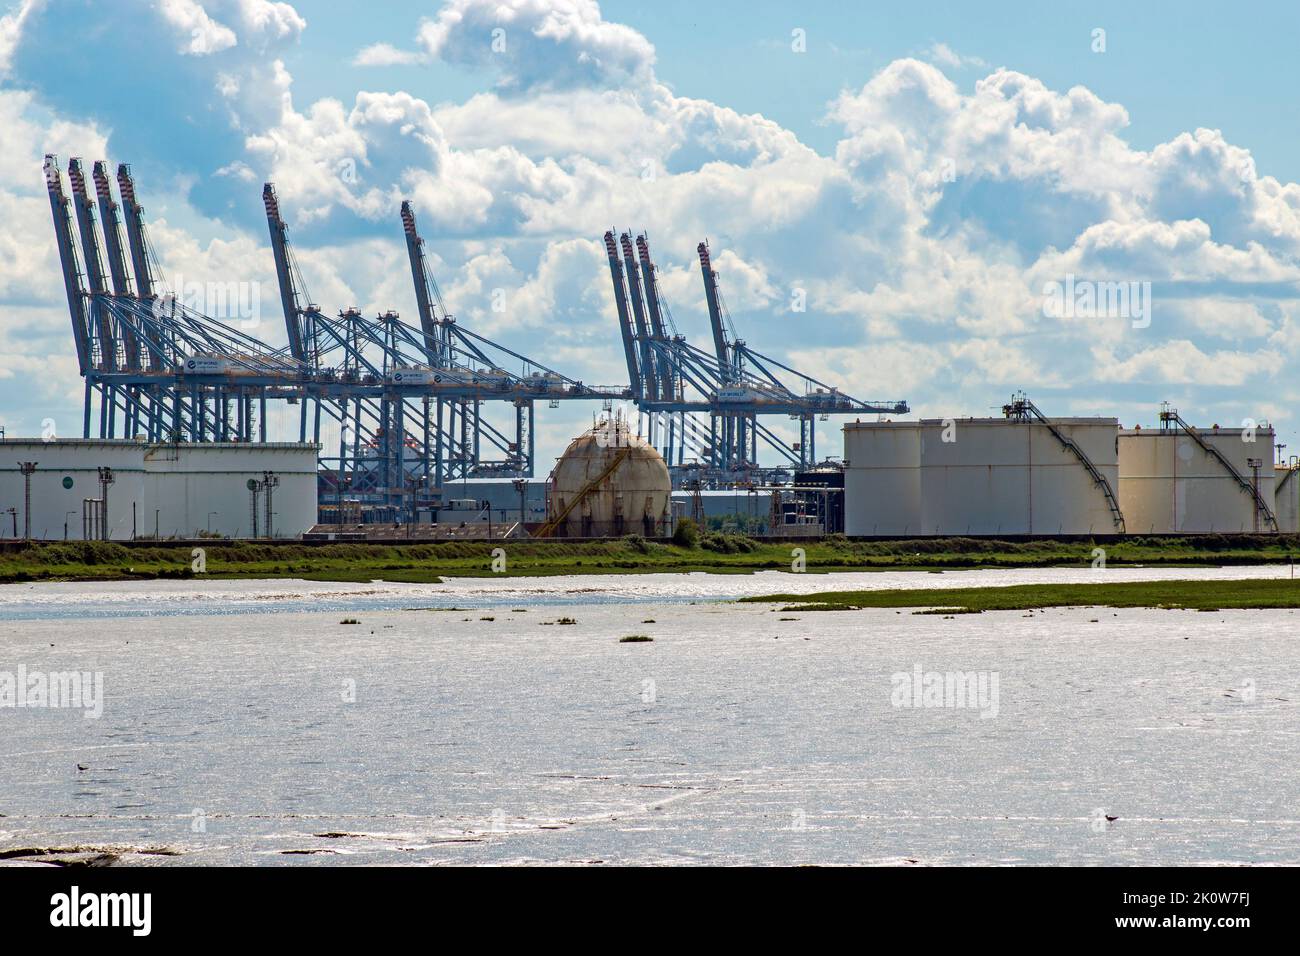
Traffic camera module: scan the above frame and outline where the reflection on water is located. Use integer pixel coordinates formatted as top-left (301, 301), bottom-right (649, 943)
top-left (1, 571), bottom-right (1297, 865)
top-left (0, 563), bottom-right (1294, 620)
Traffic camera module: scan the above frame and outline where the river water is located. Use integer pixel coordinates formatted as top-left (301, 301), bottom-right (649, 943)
top-left (2, 567), bottom-right (1297, 865)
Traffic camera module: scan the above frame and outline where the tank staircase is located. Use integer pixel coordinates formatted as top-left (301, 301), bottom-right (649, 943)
top-left (534, 446), bottom-right (631, 538)
top-left (1159, 404), bottom-right (1278, 532)
top-left (1003, 394), bottom-right (1126, 533)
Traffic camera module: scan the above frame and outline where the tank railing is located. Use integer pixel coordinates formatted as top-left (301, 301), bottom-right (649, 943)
top-left (1159, 409), bottom-right (1278, 532)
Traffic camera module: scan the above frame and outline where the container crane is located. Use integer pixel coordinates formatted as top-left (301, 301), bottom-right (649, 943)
top-left (604, 230), bottom-right (642, 399)
top-left (66, 159), bottom-right (116, 374)
top-left (606, 230), bottom-right (909, 485)
top-left (44, 155), bottom-right (92, 379)
top-left (262, 182), bottom-right (313, 365)
top-left (115, 164), bottom-right (154, 373)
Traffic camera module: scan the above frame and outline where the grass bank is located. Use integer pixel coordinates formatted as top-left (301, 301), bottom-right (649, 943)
top-left (1, 533), bottom-right (1299, 584)
top-left (741, 577), bottom-right (1300, 613)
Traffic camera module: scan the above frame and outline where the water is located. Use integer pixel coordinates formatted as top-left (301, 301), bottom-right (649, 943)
top-left (0, 563), bottom-right (1296, 620)
top-left (2, 568), bottom-right (1298, 865)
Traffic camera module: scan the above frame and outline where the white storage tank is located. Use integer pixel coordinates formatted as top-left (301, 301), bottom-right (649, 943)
top-left (0, 438), bottom-right (319, 540)
top-left (843, 422), bottom-right (921, 535)
top-left (918, 417), bottom-right (1121, 536)
top-left (842, 415), bottom-right (1122, 536)
top-left (1118, 425), bottom-right (1277, 534)
top-left (1274, 464), bottom-right (1299, 534)
top-left (142, 442), bottom-right (319, 539)
top-left (0, 439), bottom-right (144, 540)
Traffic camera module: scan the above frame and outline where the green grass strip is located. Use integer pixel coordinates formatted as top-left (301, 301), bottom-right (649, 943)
top-left (739, 578), bottom-right (1300, 612)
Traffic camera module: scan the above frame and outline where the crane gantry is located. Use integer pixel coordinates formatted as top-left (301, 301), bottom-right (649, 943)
top-left (45, 152), bottom-right (900, 518)
top-left (603, 229), bottom-right (908, 486)
top-left (45, 153), bottom-right (627, 522)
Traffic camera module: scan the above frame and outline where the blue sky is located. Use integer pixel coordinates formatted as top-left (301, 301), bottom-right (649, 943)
top-left (3, 0), bottom-right (1300, 468)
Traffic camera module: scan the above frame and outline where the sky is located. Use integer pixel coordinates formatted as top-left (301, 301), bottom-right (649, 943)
top-left (3, 0), bottom-right (1300, 470)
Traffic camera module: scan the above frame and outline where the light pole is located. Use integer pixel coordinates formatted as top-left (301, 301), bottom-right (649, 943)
top-left (96, 466), bottom-right (115, 541)
top-left (247, 478), bottom-right (261, 539)
top-left (262, 471), bottom-right (278, 539)
top-left (512, 478), bottom-right (527, 532)
top-left (408, 475), bottom-right (427, 538)
top-left (207, 511), bottom-right (219, 534)
top-left (18, 462), bottom-right (36, 541)
top-left (64, 510), bottom-right (75, 541)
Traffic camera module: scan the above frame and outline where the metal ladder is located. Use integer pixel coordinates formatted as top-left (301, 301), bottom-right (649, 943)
top-left (1003, 394), bottom-right (1126, 533)
top-left (1159, 405), bottom-right (1278, 532)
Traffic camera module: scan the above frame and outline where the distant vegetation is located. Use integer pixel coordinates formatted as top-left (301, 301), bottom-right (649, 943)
top-left (743, 578), bottom-right (1300, 613)
top-left (1, 534), bottom-right (1300, 584)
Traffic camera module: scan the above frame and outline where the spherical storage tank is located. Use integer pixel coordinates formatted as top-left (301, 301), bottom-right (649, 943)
top-left (547, 416), bottom-right (672, 537)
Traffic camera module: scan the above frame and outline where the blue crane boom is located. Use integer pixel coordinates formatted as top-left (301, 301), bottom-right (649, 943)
top-left (92, 161), bottom-right (134, 298)
top-left (44, 155), bottom-right (92, 376)
top-left (115, 164), bottom-right (153, 370)
top-left (620, 231), bottom-right (660, 402)
top-left (604, 230), bottom-right (643, 399)
top-left (399, 200), bottom-right (447, 366)
top-left (262, 182), bottom-right (310, 364)
top-left (67, 158), bottom-right (116, 373)
top-left (636, 233), bottom-right (675, 401)
top-left (697, 241), bottom-right (732, 379)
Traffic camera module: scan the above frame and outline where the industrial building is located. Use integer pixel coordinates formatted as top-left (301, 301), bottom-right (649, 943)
top-left (672, 467), bottom-right (844, 535)
top-left (0, 439), bottom-right (318, 540)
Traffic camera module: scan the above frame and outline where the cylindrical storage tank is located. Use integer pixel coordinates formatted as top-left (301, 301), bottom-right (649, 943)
top-left (918, 418), bottom-right (1121, 536)
top-left (548, 417), bottom-right (672, 537)
top-left (143, 442), bottom-right (320, 539)
top-left (1118, 427), bottom-right (1276, 533)
top-left (843, 422), bottom-right (921, 536)
top-left (1274, 465), bottom-right (1299, 534)
top-left (0, 439), bottom-right (146, 541)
